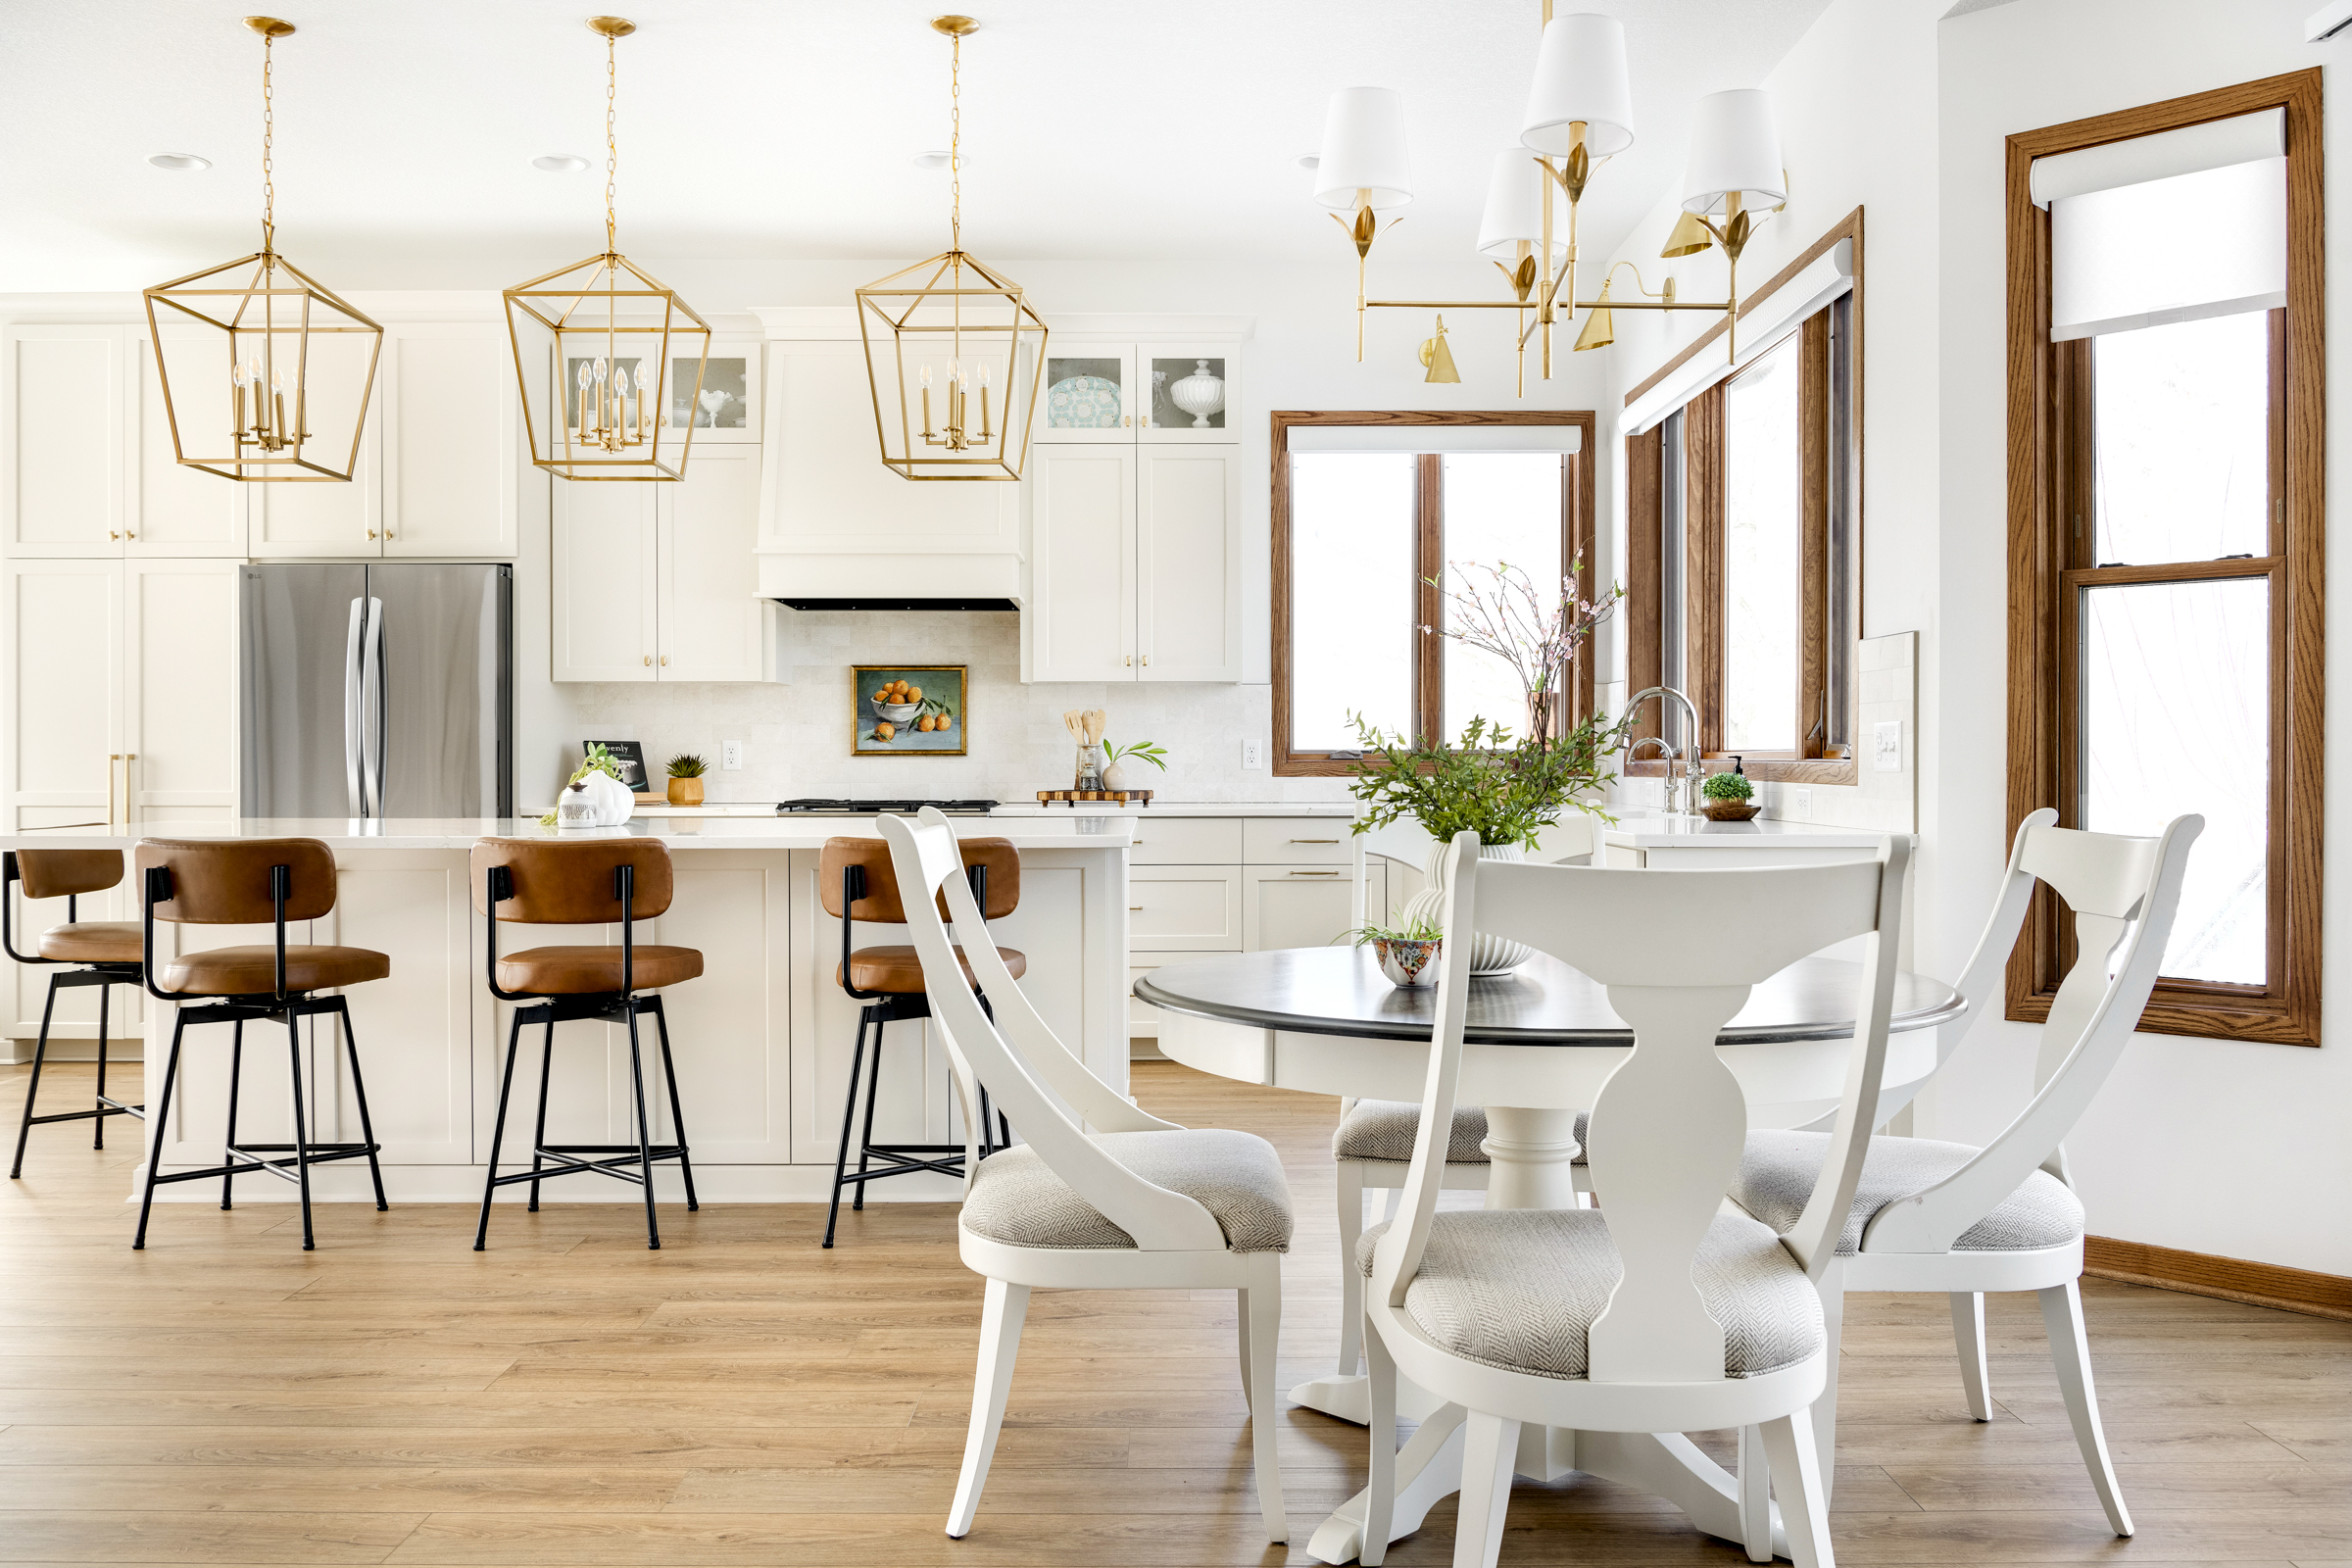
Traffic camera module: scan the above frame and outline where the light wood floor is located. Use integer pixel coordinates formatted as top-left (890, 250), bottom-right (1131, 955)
top-left (0, 1057), bottom-right (2345, 1566)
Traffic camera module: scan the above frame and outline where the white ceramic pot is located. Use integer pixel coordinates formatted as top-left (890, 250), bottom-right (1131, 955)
top-left (1101, 759), bottom-right (1132, 793)
top-left (1398, 839), bottom-right (1534, 975)
top-left (581, 769), bottom-right (634, 826)
top-left (1168, 360), bottom-right (1226, 428)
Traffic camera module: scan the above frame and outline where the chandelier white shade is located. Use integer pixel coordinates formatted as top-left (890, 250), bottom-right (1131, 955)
top-left (1314, 86), bottom-right (1413, 210)
top-left (1682, 88), bottom-right (1787, 215)
top-left (1520, 12), bottom-right (1635, 157)
top-left (1476, 148), bottom-right (1567, 262)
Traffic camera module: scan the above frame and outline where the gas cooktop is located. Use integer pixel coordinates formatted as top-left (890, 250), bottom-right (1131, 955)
top-left (774, 799), bottom-right (1000, 816)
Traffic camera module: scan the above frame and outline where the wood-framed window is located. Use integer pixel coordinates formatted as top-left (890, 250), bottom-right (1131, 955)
top-left (2008, 72), bottom-right (2322, 1047)
top-left (1624, 213), bottom-right (1864, 784)
top-left (1272, 411), bottom-right (1595, 777)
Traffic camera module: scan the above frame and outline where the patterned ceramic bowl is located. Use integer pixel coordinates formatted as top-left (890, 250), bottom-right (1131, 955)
top-left (1371, 937), bottom-right (1442, 989)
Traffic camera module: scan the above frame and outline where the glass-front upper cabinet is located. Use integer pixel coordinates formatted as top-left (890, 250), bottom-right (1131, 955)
top-left (1140, 342), bottom-right (1233, 442)
top-left (1038, 347), bottom-right (1138, 442)
top-left (1035, 342), bottom-right (1241, 444)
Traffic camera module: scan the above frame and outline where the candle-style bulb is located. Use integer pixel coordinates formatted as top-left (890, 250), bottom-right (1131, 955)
top-left (594, 358), bottom-right (608, 384)
top-left (920, 365), bottom-right (933, 388)
top-left (577, 363), bottom-right (592, 390)
top-left (979, 362), bottom-right (991, 389)
top-left (612, 367), bottom-right (629, 395)
top-left (231, 363), bottom-right (247, 388)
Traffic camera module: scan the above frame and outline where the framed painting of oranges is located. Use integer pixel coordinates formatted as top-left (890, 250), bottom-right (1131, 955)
top-left (853, 664), bottom-right (968, 756)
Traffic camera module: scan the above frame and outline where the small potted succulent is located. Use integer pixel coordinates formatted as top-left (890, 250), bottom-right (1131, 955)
top-left (1700, 767), bottom-right (1759, 821)
top-left (1101, 739), bottom-right (1168, 794)
top-left (666, 753), bottom-right (708, 807)
top-left (1345, 913), bottom-right (1446, 990)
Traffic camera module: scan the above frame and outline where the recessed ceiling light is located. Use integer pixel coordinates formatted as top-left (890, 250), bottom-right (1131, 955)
top-left (532, 154), bottom-right (591, 172)
top-left (147, 153), bottom-right (212, 172)
top-left (1296, 154), bottom-right (1320, 171)
top-left (909, 150), bottom-right (961, 170)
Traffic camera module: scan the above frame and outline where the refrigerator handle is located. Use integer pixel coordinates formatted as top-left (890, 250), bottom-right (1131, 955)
top-left (344, 598), bottom-right (367, 817)
top-left (363, 597), bottom-right (387, 818)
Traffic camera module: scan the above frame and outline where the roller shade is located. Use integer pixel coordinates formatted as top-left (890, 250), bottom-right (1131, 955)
top-left (1286, 425), bottom-right (1583, 454)
top-left (2030, 109), bottom-right (2282, 208)
top-left (1621, 237), bottom-right (1853, 437)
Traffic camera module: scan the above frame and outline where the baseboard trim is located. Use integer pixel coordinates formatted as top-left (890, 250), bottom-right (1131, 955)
top-left (2084, 1235), bottom-right (2352, 1322)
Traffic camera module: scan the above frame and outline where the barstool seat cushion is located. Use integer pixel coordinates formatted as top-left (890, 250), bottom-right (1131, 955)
top-left (1335, 1100), bottom-right (1491, 1163)
top-left (496, 944), bottom-right (704, 995)
top-left (1355, 1208), bottom-right (1823, 1381)
top-left (1731, 1129), bottom-right (2085, 1256)
top-left (160, 944), bottom-right (390, 997)
top-left (961, 1128), bottom-right (1294, 1254)
top-left (839, 944), bottom-right (1027, 994)
top-left (37, 921), bottom-right (142, 964)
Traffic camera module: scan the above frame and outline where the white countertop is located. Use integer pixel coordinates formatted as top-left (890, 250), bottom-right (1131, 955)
top-left (992, 802), bottom-right (1355, 817)
top-left (0, 816), bottom-right (1134, 853)
top-left (1600, 810), bottom-right (1893, 850)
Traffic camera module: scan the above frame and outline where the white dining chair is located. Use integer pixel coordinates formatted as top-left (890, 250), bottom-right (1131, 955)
top-left (1358, 830), bottom-right (1911, 1568)
top-left (1729, 809), bottom-right (2201, 1543)
top-left (876, 808), bottom-right (1294, 1544)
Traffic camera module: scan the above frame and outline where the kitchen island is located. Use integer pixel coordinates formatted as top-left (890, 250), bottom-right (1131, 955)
top-left (0, 815), bottom-right (1131, 1205)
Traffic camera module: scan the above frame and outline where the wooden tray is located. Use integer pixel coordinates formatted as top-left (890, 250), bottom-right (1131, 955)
top-left (1035, 789), bottom-right (1154, 807)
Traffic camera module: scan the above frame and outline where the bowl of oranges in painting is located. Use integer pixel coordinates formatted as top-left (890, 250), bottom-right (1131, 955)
top-left (855, 665), bottom-right (967, 755)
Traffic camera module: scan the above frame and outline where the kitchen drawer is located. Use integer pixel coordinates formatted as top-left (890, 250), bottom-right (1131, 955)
top-left (1244, 817), bottom-right (1352, 865)
top-left (1130, 815), bottom-right (1244, 865)
top-left (1242, 861), bottom-right (1367, 952)
top-left (1128, 864), bottom-right (1245, 950)
top-left (1127, 947), bottom-right (1207, 1035)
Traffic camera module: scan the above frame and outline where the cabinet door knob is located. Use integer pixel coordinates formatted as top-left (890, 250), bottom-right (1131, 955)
top-left (108, 531), bottom-right (120, 541)
top-left (660, 655), bottom-right (668, 666)
top-left (1123, 416), bottom-right (1131, 427)
top-left (124, 530), bottom-right (134, 540)
top-left (367, 529), bottom-right (378, 540)
top-left (1142, 653), bottom-right (1152, 666)
top-left (643, 655), bottom-right (653, 666)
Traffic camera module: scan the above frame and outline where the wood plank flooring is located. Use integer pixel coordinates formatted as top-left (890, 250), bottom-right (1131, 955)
top-left (1, 1057), bottom-right (2345, 1566)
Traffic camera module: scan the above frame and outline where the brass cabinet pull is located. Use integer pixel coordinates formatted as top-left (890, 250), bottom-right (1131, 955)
top-left (106, 754), bottom-right (120, 826)
top-left (660, 655), bottom-right (669, 666)
top-left (367, 529), bottom-right (378, 540)
top-left (1142, 653), bottom-right (1151, 666)
top-left (108, 531), bottom-right (119, 541)
top-left (125, 530), bottom-right (134, 539)
top-left (1290, 838), bottom-right (1340, 844)
top-left (1286, 870), bottom-right (1341, 877)
top-left (1128, 905), bottom-right (1143, 911)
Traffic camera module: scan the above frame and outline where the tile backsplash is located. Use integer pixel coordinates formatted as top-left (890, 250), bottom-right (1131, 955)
top-left (556, 611), bottom-right (1352, 807)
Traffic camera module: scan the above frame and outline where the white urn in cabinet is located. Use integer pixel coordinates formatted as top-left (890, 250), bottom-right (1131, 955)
top-left (1166, 359), bottom-right (1227, 428)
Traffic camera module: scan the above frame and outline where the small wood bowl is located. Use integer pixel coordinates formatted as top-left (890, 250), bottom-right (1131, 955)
top-left (1701, 800), bottom-right (1761, 821)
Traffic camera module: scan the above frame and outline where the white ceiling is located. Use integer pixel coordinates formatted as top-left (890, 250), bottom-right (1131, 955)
top-left (1, 0), bottom-right (1832, 290)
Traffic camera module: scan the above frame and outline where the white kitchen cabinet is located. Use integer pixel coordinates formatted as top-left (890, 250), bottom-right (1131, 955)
top-left (1128, 864), bottom-right (1245, 951)
top-left (1024, 444), bottom-right (1241, 683)
top-left (1038, 346), bottom-right (1140, 442)
top-left (133, 332), bottom-right (246, 557)
top-left (553, 446), bottom-right (784, 683)
top-left (1138, 343), bottom-right (1234, 440)
top-left (381, 322), bottom-right (520, 559)
top-left (3, 325), bottom-right (128, 556)
top-left (122, 558), bottom-right (241, 825)
top-left (1242, 862), bottom-right (1367, 953)
top-left (244, 326), bottom-right (385, 558)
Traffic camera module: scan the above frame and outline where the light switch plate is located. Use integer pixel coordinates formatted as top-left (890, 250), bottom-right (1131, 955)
top-left (721, 741), bottom-right (744, 770)
top-left (1874, 719), bottom-right (1903, 772)
top-left (1241, 739), bottom-right (1264, 769)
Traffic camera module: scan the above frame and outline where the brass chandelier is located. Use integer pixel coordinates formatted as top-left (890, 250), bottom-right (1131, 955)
top-left (856, 15), bottom-right (1046, 482)
top-left (143, 16), bottom-right (382, 483)
top-left (504, 16), bottom-right (710, 482)
top-left (1314, 2), bottom-right (1788, 391)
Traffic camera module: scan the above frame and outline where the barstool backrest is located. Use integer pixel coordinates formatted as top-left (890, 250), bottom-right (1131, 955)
top-left (134, 839), bottom-right (337, 923)
top-left (820, 835), bottom-right (1019, 923)
top-left (16, 849), bottom-right (122, 902)
top-left (469, 838), bottom-right (675, 922)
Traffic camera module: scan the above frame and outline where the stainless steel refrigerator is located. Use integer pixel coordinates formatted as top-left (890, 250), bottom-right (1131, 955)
top-left (240, 564), bottom-right (514, 818)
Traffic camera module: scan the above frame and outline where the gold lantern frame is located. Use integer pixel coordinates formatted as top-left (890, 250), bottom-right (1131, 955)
top-left (142, 17), bottom-right (383, 483)
top-left (856, 16), bottom-right (1047, 482)
top-left (502, 16), bottom-right (710, 483)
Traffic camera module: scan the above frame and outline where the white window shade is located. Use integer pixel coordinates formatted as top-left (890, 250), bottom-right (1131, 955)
top-left (1621, 238), bottom-right (1853, 437)
top-left (2052, 157), bottom-right (2286, 342)
top-left (2030, 109), bottom-right (2282, 208)
top-left (1286, 425), bottom-right (1582, 454)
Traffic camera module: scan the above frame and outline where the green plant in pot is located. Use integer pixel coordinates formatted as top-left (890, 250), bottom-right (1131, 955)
top-left (1101, 739), bottom-right (1167, 795)
top-left (1340, 913), bottom-right (1446, 990)
top-left (1346, 559), bottom-right (1635, 975)
top-left (1700, 767), bottom-right (1758, 821)
top-left (666, 753), bottom-right (709, 808)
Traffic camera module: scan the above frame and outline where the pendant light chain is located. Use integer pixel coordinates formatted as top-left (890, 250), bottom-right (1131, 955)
top-left (260, 32), bottom-right (276, 254)
top-left (949, 32), bottom-right (961, 253)
top-left (604, 31), bottom-right (619, 253)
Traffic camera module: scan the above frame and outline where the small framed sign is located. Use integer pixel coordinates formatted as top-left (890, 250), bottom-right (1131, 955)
top-left (586, 739), bottom-right (652, 793)
top-left (853, 665), bottom-right (967, 755)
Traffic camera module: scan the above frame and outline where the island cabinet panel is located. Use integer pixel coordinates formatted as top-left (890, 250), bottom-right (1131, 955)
top-left (317, 856), bottom-right (475, 1165)
top-left (144, 915), bottom-right (313, 1173)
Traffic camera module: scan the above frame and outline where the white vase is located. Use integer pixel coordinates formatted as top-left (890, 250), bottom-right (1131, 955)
top-left (1101, 759), bottom-right (1133, 793)
top-left (1168, 360), bottom-right (1225, 428)
top-left (582, 769), bottom-right (634, 826)
top-left (1398, 840), bottom-right (1535, 975)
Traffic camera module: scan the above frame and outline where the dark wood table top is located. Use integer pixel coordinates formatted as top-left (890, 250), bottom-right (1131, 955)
top-left (1134, 947), bottom-right (1964, 1047)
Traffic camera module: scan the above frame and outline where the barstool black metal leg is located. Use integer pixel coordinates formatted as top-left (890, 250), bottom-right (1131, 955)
top-left (334, 999), bottom-right (388, 1212)
top-left (92, 981), bottom-right (110, 1150)
top-left (527, 1013), bottom-right (556, 1212)
top-left (132, 1014), bottom-right (187, 1250)
top-left (624, 1006), bottom-right (661, 1250)
top-left (220, 1020), bottom-right (244, 1209)
top-left (474, 1007), bottom-right (525, 1251)
top-left (649, 997), bottom-right (698, 1211)
top-left (823, 1010), bottom-right (873, 1249)
top-left (284, 1012), bottom-right (317, 1251)
top-left (9, 975), bottom-right (59, 1179)
top-left (852, 1014), bottom-right (887, 1211)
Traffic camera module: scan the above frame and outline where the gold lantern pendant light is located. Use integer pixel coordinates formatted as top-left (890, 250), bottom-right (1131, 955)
top-left (856, 16), bottom-right (1047, 482)
top-left (504, 17), bottom-right (710, 482)
top-left (143, 17), bottom-right (383, 483)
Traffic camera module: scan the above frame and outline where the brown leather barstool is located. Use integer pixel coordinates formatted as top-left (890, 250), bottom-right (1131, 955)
top-left (821, 834), bottom-right (1021, 1248)
top-left (5, 849), bottom-right (146, 1178)
top-left (132, 838), bottom-right (392, 1250)
top-left (472, 837), bottom-right (702, 1251)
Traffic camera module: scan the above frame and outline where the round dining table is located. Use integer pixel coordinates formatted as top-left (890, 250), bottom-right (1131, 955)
top-left (1135, 944), bottom-right (1964, 1566)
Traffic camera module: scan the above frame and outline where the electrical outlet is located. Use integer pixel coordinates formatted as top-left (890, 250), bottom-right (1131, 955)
top-left (1786, 786), bottom-right (1813, 821)
top-left (1874, 718), bottom-right (1903, 772)
top-left (1242, 738), bottom-right (1264, 769)
top-left (721, 741), bottom-right (744, 771)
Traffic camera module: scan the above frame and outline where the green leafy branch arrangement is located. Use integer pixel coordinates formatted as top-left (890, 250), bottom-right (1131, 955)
top-left (1104, 739), bottom-right (1169, 771)
top-left (1345, 710), bottom-right (1635, 850)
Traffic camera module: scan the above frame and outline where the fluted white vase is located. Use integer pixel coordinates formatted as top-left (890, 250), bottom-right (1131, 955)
top-left (1397, 839), bottom-right (1534, 975)
top-left (1168, 360), bottom-right (1226, 428)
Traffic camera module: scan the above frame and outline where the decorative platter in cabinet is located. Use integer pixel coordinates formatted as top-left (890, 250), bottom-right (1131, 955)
top-left (1046, 374), bottom-right (1122, 428)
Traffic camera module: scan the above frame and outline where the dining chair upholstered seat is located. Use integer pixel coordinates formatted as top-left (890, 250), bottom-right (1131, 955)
top-left (494, 944), bottom-right (704, 995)
top-left (1732, 1129), bottom-right (2085, 1256)
top-left (1355, 1208), bottom-right (1824, 1382)
top-left (961, 1128), bottom-right (1294, 1253)
top-left (1334, 1099), bottom-right (1490, 1163)
top-left (37, 921), bottom-right (142, 964)
top-left (159, 943), bottom-right (390, 997)
top-left (836, 944), bottom-right (1026, 994)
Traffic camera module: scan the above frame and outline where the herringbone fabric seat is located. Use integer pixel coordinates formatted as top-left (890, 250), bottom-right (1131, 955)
top-left (1334, 1100), bottom-right (1490, 1163)
top-left (1732, 1129), bottom-right (2084, 1255)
